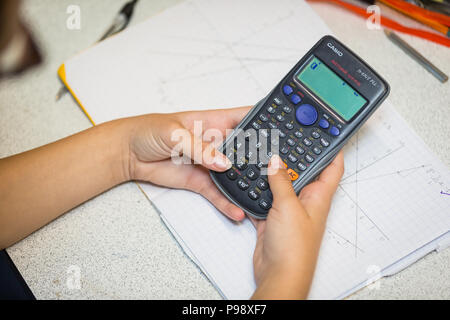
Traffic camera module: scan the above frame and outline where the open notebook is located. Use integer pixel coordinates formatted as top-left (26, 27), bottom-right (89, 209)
top-left (58, 0), bottom-right (450, 299)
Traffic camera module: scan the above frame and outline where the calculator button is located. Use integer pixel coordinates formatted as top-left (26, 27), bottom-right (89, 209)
top-left (283, 85), bottom-right (293, 96)
top-left (248, 189), bottom-right (260, 200)
top-left (287, 169), bottom-right (299, 181)
top-left (287, 138), bottom-right (296, 146)
top-left (256, 160), bottom-right (264, 169)
top-left (247, 168), bottom-right (259, 180)
top-left (278, 131), bottom-right (286, 138)
top-left (297, 162), bottom-right (307, 171)
top-left (313, 146), bottom-right (322, 155)
top-left (226, 169), bottom-right (238, 180)
top-left (283, 105), bottom-right (292, 113)
top-left (330, 126), bottom-right (340, 136)
top-left (280, 145), bottom-right (289, 154)
top-left (319, 119), bottom-right (330, 129)
top-left (260, 129), bottom-right (269, 138)
top-left (285, 122), bottom-right (294, 130)
top-left (259, 114), bottom-right (269, 122)
top-left (274, 97), bottom-right (283, 105)
top-left (311, 131), bottom-right (321, 139)
top-left (257, 178), bottom-right (269, 191)
top-left (252, 122), bottom-right (261, 130)
top-left (296, 104), bottom-right (318, 126)
top-left (245, 150), bottom-right (255, 161)
top-left (288, 154), bottom-right (298, 163)
top-left (320, 138), bottom-right (330, 147)
top-left (244, 130), bottom-right (253, 141)
top-left (267, 106), bottom-right (276, 114)
top-left (305, 154), bottom-right (315, 163)
top-left (259, 198), bottom-right (272, 210)
top-left (294, 131), bottom-right (303, 138)
top-left (303, 138), bottom-right (312, 146)
top-left (236, 160), bottom-right (248, 171)
top-left (237, 179), bottom-right (250, 190)
top-left (296, 146), bottom-right (305, 154)
top-left (290, 94), bottom-right (302, 105)
top-left (268, 122), bottom-right (277, 129)
top-left (276, 114), bottom-right (285, 122)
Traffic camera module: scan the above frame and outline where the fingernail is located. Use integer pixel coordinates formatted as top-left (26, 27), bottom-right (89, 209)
top-left (269, 155), bottom-right (284, 169)
top-left (214, 155), bottom-right (232, 170)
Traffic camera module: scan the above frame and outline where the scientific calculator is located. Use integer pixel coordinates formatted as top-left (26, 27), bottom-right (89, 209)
top-left (210, 35), bottom-right (390, 219)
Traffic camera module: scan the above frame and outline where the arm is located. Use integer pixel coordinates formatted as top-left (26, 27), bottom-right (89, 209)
top-left (252, 152), bottom-right (344, 300)
top-left (0, 107), bottom-right (250, 249)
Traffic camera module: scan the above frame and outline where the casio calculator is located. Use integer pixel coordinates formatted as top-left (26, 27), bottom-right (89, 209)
top-left (210, 35), bottom-right (390, 219)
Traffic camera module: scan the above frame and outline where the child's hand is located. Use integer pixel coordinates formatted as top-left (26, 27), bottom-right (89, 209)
top-left (126, 107), bottom-right (251, 221)
top-left (251, 152), bottom-right (344, 299)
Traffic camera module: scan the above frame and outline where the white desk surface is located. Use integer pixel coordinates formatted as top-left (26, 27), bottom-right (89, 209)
top-left (1, 0), bottom-right (448, 299)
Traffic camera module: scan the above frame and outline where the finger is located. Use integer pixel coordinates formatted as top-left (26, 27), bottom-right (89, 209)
top-left (178, 106), bottom-right (252, 135)
top-left (172, 127), bottom-right (232, 172)
top-left (315, 151), bottom-right (345, 198)
top-left (298, 151), bottom-right (344, 222)
top-left (267, 155), bottom-right (296, 203)
top-left (196, 175), bottom-right (246, 221)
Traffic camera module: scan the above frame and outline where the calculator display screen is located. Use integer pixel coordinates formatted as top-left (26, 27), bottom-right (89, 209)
top-left (296, 56), bottom-right (367, 121)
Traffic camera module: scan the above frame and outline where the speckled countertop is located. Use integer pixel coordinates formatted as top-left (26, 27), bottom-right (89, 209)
top-left (0, 0), bottom-right (448, 299)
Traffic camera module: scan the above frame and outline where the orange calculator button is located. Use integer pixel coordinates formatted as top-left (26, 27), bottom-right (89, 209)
top-left (287, 169), bottom-right (299, 181)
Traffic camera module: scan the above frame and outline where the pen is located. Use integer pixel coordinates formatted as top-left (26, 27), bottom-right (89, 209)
top-left (56, 0), bottom-right (139, 101)
top-left (384, 29), bottom-right (448, 83)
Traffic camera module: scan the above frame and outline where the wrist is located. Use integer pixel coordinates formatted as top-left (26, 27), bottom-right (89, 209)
top-left (98, 117), bottom-right (137, 184)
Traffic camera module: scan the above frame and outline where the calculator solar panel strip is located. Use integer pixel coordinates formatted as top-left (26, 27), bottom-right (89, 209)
top-left (210, 35), bottom-right (390, 219)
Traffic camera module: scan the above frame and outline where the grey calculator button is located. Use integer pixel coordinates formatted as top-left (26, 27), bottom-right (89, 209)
top-left (268, 122), bottom-right (277, 129)
top-left (305, 154), bottom-right (314, 163)
top-left (296, 146), bottom-right (305, 154)
top-left (280, 145), bottom-right (289, 154)
top-left (276, 114), bottom-right (285, 122)
top-left (283, 105), bottom-right (292, 113)
top-left (320, 138), bottom-right (330, 147)
top-left (313, 146), bottom-right (322, 155)
top-left (267, 106), bottom-right (276, 114)
top-left (303, 138), bottom-right (312, 146)
top-left (312, 131), bottom-right (321, 139)
top-left (252, 122), bottom-right (261, 130)
top-left (288, 154), bottom-right (298, 163)
top-left (247, 168), bottom-right (259, 180)
top-left (274, 97), bottom-right (282, 105)
top-left (294, 131), bottom-right (303, 138)
top-left (297, 162), bottom-right (307, 171)
top-left (285, 122), bottom-right (294, 130)
top-left (287, 138), bottom-right (296, 146)
top-left (259, 114), bottom-right (269, 122)
top-left (259, 198), bottom-right (271, 210)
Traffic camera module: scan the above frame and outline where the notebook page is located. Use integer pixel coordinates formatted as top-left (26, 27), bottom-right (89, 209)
top-left (61, 0), bottom-right (450, 299)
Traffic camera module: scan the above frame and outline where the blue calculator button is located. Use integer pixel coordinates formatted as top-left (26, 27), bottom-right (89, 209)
top-left (290, 94), bottom-right (301, 105)
top-left (283, 85), bottom-right (293, 96)
top-left (330, 126), bottom-right (340, 136)
top-left (319, 119), bottom-right (330, 129)
top-left (295, 104), bottom-right (317, 126)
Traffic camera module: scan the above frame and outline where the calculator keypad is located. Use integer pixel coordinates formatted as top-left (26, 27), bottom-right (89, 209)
top-left (215, 82), bottom-right (344, 217)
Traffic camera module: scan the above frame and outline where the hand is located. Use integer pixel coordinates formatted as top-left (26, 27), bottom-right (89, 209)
top-left (251, 152), bottom-right (344, 299)
top-left (125, 107), bottom-right (252, 221)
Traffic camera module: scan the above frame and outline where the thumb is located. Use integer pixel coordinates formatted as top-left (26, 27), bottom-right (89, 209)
top-left (267, 155), bottom-right (296, 203)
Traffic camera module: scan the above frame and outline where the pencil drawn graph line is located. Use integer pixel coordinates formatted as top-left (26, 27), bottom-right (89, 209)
top-left (338, 185), bottom-right (390, 241)
top-left (341, 144), bottom-right (405, 182)
top-left (340, 165), bottom-right (430, 185)
top-left (327, 228), bottom-right (365, 253)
